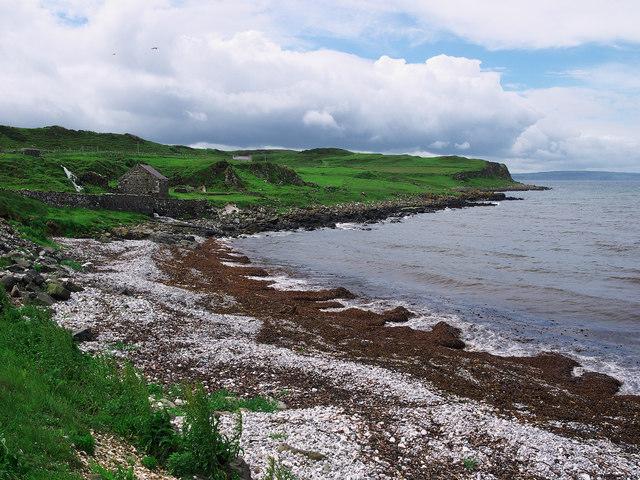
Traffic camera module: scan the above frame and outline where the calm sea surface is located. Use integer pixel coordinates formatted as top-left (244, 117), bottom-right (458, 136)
top-left (230, 181), bottom-right (640, 393)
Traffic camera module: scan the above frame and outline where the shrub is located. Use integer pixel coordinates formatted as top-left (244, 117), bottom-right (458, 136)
top-left (140, 456), bottom-right (158, 470)
top-left (167, 385), bottom-right (241, 478)
top-left (137, 410), bottom-right (178, 462)
top-left (262, 457), bottom-right (298, 480)
top-left (0, 434), bottom-right (25, 479)
top-left (91, 463), bottom-right (137, 480)
top-left (71, 431), bottom-right (95, 455)
top-left (463, 457), bottom-right (478, 471)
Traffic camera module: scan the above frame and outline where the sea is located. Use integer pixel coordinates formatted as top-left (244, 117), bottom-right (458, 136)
top-left (230, 180), bottom-right (640, 394)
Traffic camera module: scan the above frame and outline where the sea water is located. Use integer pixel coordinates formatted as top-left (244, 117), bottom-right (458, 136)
top-left (230, 181), bottom-right (640, 393)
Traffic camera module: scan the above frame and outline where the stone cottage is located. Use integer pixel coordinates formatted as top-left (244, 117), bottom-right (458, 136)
top-left (118, 164), bottom-right (169, 197)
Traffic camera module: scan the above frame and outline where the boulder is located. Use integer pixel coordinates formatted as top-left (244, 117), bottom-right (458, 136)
top-left (24, 269), bottom-right (45, 286)
top-left (381, 306), bottom-right (415, 323)
top-left (62, 280), bottom-right (83, 293)
top-left (78, 171), bottom-right (108, 188)
top-left (33, 292), bottom-right (55, 306)
top-left (72, 327), bottom-right (97, 343)
top-left (226, 457), bottom-right (252, 480)
top-left (430, 321), bottom-right (465, 349)
top-left (46, 281), bottom-right (71, 301)
top-left (0, 275), bottom-right (19, 291)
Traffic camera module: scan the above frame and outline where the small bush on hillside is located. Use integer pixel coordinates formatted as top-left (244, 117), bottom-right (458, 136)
top-left (167, 385), bottom-right (242, 478)
top-left (70, 431), bottom-right (95, 455)
top-left (140, 455), bottom-right (158, 470)
top-left (91, 463), bottom-right (137, 480)
top-left (261, 457), bottom-right (298, 480)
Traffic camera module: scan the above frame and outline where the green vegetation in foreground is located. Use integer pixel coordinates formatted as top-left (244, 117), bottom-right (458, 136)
top-left (0, 289), bottom-right (280, 479)
top-left (0, 125), bottom-right (521, 212)
top-left (0, 191), bottom-right (145, 246)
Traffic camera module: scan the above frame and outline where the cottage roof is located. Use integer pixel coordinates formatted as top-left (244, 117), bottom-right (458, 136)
top-left (137, 164), bottom-right (168, 180)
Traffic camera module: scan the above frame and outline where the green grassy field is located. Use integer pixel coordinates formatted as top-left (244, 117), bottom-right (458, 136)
top-left (0, 125), bottom-right (520, 212)
top-left (0, 289), bottom-right (287, 479)
top-left (0, 191), bottom-right (145, 246)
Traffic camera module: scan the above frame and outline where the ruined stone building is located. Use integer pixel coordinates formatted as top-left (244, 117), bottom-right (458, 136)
top-left (118, 164), bottom-right (169, 197)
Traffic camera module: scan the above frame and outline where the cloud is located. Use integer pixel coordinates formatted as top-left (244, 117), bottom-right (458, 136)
top-left (258, 1), bottom-right (640, 50)
top-left (0, 3), bottom-right (537, 155)
top-left (509, 86), bottom-right (640, 171)
top-left (303, 110), bottom-right (341, 130)
top-left (0, 1), bottom-right (639, 172)
top-left (429, 140), bottom-right (449, 149)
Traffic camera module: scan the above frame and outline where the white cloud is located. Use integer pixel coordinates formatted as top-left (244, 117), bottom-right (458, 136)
top-left (303, 110), bottom-right (341, 130)
top-left (186, 111), bottom-right (208, 122)
top-left (510, 86), bottom-right (640, 171)
top-left (429, 140), bottom-right (449, 149)
top-left (0, 3), bottom-right (538, 155)
top-left (257, 0), bottom-right (640, 50)
top-left (0, 1), bottom-right (639, 172)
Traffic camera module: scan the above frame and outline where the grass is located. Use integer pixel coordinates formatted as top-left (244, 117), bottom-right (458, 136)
top-left (209, 390), bottom-right (280, 414)
top-left (261, 457), bottom-right (298, 480)
top-left (0, 191), bottom-right (145, 245)
top-left (463, 457), bottom-right (478, 471)
top-left (59, 259), bottom-right (84, 271)
top-left (0, 290), bottom-right (241, 479)
top-left (91, 464), bottom-right (136, 480)
top-left (0, 126), bottom-right (521, 215)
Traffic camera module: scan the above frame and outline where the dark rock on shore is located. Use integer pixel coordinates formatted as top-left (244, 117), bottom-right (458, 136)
top-left (0, 219), bottom-right (81, 307)
top-left (72, 327), bottom-right (97, 343)
top-left (381, 306), bottom-right (415, 323)
top-left (429, 321), bottom-right (465, 349)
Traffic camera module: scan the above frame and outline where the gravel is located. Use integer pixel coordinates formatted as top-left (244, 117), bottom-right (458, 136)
top-left (53, 238), bottom-right (640, 479)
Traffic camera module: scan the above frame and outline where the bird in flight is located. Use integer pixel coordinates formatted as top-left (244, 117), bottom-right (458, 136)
top-left (151, 47), bottom-right (158, 50)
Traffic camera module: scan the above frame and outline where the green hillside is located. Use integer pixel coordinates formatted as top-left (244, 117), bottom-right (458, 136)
top-left (0, 125), bottom-right (189, 154)
top-left (0, 125), bottom-right (520, 211)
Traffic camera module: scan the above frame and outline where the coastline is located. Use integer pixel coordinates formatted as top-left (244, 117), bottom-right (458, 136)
top-left (52, 232), bottom-right (640, 479)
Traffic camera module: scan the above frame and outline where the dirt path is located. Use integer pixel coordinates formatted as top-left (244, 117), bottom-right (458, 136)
top-left (53, 238), bottom-right (640, 479)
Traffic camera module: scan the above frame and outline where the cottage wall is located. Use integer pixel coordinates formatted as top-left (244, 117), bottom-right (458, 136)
top-left (16, 190), bottom-right (213, 218)
top-left (119, 166), bottom-right (169, 197)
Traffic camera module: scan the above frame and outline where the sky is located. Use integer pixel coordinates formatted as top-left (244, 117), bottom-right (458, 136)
top-left (1, 1), bottom-right (640, 172)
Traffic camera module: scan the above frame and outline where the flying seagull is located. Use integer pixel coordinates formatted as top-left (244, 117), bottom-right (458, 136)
top-left (151, 46), bottom-right (158, 50)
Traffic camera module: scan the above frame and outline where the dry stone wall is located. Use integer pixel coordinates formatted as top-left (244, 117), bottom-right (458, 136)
top-left (16, 190), bottom-right (215, 219)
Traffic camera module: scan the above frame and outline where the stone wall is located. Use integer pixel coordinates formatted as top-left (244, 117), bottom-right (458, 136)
top-left (16, 190), bottom-right (215, 219)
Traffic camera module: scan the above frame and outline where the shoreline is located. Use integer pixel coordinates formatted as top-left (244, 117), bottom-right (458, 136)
top-left (52, 233), bottom-right (640, 479)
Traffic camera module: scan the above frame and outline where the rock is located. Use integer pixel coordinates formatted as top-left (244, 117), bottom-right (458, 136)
top-left (72, 327), bottom-right (97, 343)
top-left (430, 321), bottom-right (465, 349)
top-left (24, 269), bottom-right (45, 285)
top-left (78, 171), bottom-right (109, 188)
top-left (32, 292), bottom-right (55, 306)
top-left (1, 275), bottom-right (19, 291)
top-left (62, 280), bottom-right (83, 293)
top-left (149, 232), bottom-right (178, 244)
top-left (46, 281), bottom-right (71, 301)
top-left (382, 306), bottom-right (415, 323)
top-left (226, 456), bottom-right (252, 480)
